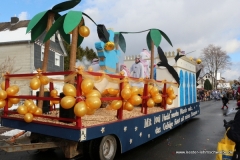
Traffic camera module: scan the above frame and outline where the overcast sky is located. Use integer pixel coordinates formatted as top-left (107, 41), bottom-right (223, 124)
top-left (1, 0), bottom-right (240, 80)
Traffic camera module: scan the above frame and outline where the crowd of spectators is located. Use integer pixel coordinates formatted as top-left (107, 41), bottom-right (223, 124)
top-left (197, 81), bottom-right (240, 102)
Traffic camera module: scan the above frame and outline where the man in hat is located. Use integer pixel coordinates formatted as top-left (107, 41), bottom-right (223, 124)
top-left (90, 58), bottom-right (100, 72)
top-left (130, 56), bottom-right (144, 78)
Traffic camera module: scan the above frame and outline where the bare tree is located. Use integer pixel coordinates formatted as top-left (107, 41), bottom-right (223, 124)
top-left (200, 44), bottom-right (231, 89)
top-left (0, 56), bottom-right (21, 83)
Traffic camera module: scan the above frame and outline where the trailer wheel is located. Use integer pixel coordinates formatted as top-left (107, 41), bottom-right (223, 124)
top-left (89, 135), bottom-right (117, 160)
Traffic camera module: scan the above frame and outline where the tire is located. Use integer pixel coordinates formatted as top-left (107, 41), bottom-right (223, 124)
top-left (89, 135), bottom-right (117, 160)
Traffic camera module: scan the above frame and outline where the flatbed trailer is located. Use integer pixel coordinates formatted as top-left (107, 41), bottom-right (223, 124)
top-left (0, 71), bottom-right (200, 160)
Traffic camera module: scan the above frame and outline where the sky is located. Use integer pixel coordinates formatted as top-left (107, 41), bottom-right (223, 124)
top-left (0, 0), bottom-right (240, 81)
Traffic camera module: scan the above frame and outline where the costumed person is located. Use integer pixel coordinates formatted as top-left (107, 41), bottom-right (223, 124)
top-left (120, 64), bottom-right (130, 77)
top-left (221, 94), bottom-right (229, 109)
top-left (130, 56), bottom-right (144, 87)
top-left (130, 56), bottom-right (144, 78)
top-left (139, 49), bottom-right (151, 78)
top-left (89, 58), bottom-right (100, 72)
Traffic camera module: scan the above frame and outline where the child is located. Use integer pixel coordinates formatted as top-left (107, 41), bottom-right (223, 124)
top-left (221, 95), bottom-right (229, 109)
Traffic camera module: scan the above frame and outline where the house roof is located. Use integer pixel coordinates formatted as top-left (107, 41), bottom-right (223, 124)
top-left (0, 20), bottom-right (29, 31)
top-left (0, 18), bottom-right (67, 56)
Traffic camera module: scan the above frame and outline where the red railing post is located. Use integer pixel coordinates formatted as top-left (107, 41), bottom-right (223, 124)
top-left (49, 82), bottom-right (54, 111)
top-left (142, 82), bottom-right (148, 114)
top-left (161, 83), bottom-right (167, 110)
top-left (117, 77), bottom-right (124, 120)
top-left (4, 77), bottom-right (10, 116)
top-left (75, 74), bottom-right (82, 128)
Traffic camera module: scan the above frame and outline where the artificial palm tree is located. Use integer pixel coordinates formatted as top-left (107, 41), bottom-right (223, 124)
top-left (26, 0), bottom-right (81, 108)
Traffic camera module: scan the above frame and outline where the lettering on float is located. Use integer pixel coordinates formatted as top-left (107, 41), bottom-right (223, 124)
top-left (180, 108), bottom-right (187, 115)
top-left (191, 111), bottom-right (198, 116)
top-left (188, 106), bottom-right (193, 111)
top-left (180, 116), bottom-right (185, 122)
top-left (154, 115), bottom-right (161, 124)
top-left (174, 118), bottom-right (181, 125)
top-left (144, 118), bottom-right (152, 128)
top-left (155, 127), bottom-right (161, 134)
top-left (163, 121), bottom-right (174, 130)
top-left (171, 110), bottom-right (179, 118)
top-left (185, 114), bottom-right (191, 120)
top-left (162, 113), bottom-right (170, 122)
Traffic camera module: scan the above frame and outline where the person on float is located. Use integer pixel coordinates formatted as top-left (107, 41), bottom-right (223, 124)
top-left (120, 64), bottom-right (130, 77)
top-left (130, 56), bottom-right (144, 87)
top-left (90, 58), bottom-right (100, 72)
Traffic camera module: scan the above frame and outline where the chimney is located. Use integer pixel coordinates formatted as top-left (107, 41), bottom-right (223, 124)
top-left (11, 17), bottom-right (19, 25)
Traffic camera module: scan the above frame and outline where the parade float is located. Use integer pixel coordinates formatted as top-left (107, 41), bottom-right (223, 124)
top-left (0, 1), bottom-right (200, 159)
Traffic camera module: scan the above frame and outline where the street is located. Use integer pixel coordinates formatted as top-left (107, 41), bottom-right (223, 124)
top-left (0, 100), bottom-right (236, 160)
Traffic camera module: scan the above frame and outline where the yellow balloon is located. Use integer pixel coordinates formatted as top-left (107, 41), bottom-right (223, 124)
top-left (86, 107), bottom-right (95, 115)
top-left (11, 85), bottom-right (19, 93)
top-left (6, 87), bottom-right (18, 96)
top-left (79, 26), bottom-right (90, 37)
top-left (81, 78), bottom-right (94, 94)
top-left (131, 87), bottom-right (139, 95)
top-left (60, 96), bottom-right (76, 109)
top-left (17, 105), bottom-right (28, 115)
top-left (74, 101), bottom-right (87, 117)
top-left (147, 98), bottom-right (155, 108)
top-left (63, 84), bottom-right (76, 97)
top-left (1, 81), bottom-right (5, 90)
top-left (166, 86), bottom-right (174, 94)
top-left (8, 101), bottom-right (13, 108)
top-left (50, 89), bottom-right (58, 97)
top-left (30, 77), bottom-right (41, 90)
top-left (148, 85), bottom-right (153, 93)
top-left (121, 88), bottom-right (132, 100)
top-left (139, 88), bottom-right (144, 96)
top-left (0, 90), bottom-right (7, 99)
top-left (24, 100), bottom-right (33, 107)
top-left (85, 97), bottom-right (101, 109)
top-left (107, 88), bottom-right (119, 95)
top-left (123, 83), bottom-right (131, 89)
top-left (110, 100), bottom-right (123, 110)
top-left (129, 95), bottom-right (142, 106)
top-left (0, 100), bottom-right (6, 108)
top-left (28, 104), bottom-right (37, 114)
top-left (150, 86), bottom-right (159, 96)
top-left (101, 89), bottom-right (109, 95)
top-left (39, 76), bottom-right (50, 85)
top-left (196, 59), bottom-right (202, 64)
top-left (24, 113), bottom-right (33, 123)
top-left (124, 102), bottom-right (134, 111)
top-left (152, 94), bottom-right (162, 103)
top-left (9, 96), bottom-right (20, 104)
top-left (104, 41), bottom-right (115, 51)
top-left (34, 108), bottom-right (42, 115)
top-left (52, 96), bottom-right (60, 104)
top-left (166, 98), bottom-right (173, 105)
top-left (169, 93), bottom-right (177, 100)
top-left (50, 101), bottom-right (54, 107)
top-left (86, 90), bottom-right (101, 98)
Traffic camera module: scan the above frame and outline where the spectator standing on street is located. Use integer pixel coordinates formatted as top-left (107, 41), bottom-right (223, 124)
top-left (221, 94), bottom-right (229, 109)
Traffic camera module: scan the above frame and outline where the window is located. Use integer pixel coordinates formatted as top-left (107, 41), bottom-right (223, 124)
top-left (41, 46), bottom-right (44, 61)
top-left (55, 53), bottom-right (60, 66)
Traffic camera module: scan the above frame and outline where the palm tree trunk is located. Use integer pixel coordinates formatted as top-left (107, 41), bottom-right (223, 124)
top-left (150, 40), bottom-right (154, 79)
top-left (69, 26), bottom-right (79, 84)
top-left (38, 12), bottom-right (54, 109)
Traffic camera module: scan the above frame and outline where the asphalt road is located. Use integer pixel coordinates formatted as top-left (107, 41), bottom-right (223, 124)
top-left (0, 100), bottom-right (237, 160)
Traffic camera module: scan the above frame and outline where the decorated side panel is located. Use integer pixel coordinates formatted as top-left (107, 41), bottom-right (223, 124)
top-left (80, 102), bottom-right (200, 153)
